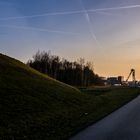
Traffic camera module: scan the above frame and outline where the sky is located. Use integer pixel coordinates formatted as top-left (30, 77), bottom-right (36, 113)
top-left (1, 0), bottom-right (140, 80)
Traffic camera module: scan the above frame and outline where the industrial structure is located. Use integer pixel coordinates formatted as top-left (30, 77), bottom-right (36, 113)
top-left (126, 69), bottom-right (135, 82)
top-left (125, 69), bottom-right (138, 87)
top-left (101, 69), bottom-right (140, 87)
top-left (107, 76), bottom-right (123, 86)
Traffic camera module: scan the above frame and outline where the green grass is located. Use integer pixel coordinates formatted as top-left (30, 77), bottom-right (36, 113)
top-left (0, 53), bottom-right (139, 140)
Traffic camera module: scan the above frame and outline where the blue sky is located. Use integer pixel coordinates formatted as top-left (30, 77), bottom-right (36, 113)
top-left (1, 0), bottom-right (140, 79)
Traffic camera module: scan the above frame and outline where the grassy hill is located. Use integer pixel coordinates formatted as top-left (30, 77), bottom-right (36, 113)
top-left (0, 53), bottom-right (139, 140)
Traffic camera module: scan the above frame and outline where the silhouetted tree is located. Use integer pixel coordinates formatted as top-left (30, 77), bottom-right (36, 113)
top-left (27, 51), bottom-right (102, 86)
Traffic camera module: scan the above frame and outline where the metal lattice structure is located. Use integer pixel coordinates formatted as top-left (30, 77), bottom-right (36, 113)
top-left (126, 69), bottom-right (135, 82)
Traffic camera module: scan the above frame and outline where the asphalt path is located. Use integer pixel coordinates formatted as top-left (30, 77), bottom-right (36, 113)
top-left (70, 95), bottom-right (140, 140)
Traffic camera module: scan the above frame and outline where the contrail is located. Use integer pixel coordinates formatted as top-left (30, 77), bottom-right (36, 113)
top-left (95, 11), bottom-right (120, 16)
top-left (0, 25), bottom-right (80, 35)
top-left (0, 4), bottom-right (140, 20)
top-left (0, 10), bottom-right (84, 21)
top-left (79, 0), bottom-right (102, 48)
top-left (88, 4), bottom-right (140, 12)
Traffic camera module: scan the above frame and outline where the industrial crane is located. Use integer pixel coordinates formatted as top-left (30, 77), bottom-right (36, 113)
top-left (126, 69), bottom-right (136, 86)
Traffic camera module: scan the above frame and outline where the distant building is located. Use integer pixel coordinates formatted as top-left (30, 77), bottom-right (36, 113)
top-left (100, 77), bottom-right (107, 81)
top-left (100, 77), bottom-right (107, 85)
top-left (100, 76), bottom-right (124, 86)
top-left (118, 76), bottom-right (124, 83)
top-left (107, 76), bottom-right (124, 86)
top-left (107, 77), bottom-right (119, 85)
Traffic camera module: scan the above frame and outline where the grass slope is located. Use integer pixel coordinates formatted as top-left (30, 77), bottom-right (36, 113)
top-left (0, 53), bottom-right (139, 140)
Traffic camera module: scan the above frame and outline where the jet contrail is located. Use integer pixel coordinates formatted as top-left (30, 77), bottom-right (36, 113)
top-left (79, 0), bottom-right (102, 48)
top-left (0, 10), bottom-right (84, 21)
top-left (0, 25), bottom-right (80, 35)
top-left (95, 11), bottom-right (120, 16)
top-left (88, 4), bottom-right (140, 12)
top-left (0, 4), bottom-right (140, 20)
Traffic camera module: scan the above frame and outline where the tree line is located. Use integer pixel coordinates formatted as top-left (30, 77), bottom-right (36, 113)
top-left (27, 51), bottom-right (103, 86)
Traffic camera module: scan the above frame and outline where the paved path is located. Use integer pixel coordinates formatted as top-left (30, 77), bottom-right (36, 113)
top-left (70, 95), bottom-right (140, 140)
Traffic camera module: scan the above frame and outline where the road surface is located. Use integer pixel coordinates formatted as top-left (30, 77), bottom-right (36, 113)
top-left (70, 95), bottom-right (140, 140)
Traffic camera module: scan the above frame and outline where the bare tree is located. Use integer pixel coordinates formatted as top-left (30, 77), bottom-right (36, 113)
top-left (27, 51), bottom-right (102, 87)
